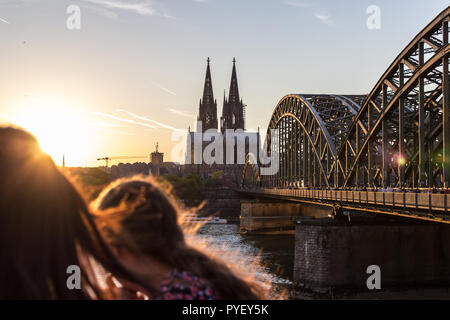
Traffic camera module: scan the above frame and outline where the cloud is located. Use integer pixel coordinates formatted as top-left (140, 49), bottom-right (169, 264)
top-left (80, 0), bottom-right (175, 19)
top-left (151, 81), bottom-right (177, 96)
top-left (284, 1), bottom-right (334, 26)
top-left (116, 109), bottom-right (183, 132)
top-left (168, 108), bottom-right (195, 118)
top-left (0, 16), bottom-right (10, 24)
top-left (284, 1), bottom-right (312, 8)
top-left (284, 2), bottom-right (334, 26)
top-left (90, 6), bottom-right (120, 20)
top-left (82, 0), bottom-right (155, 16)
top-left (314, 13), bottom-right (333, 25)
top-left (93, 111), bottom-right (159, 129)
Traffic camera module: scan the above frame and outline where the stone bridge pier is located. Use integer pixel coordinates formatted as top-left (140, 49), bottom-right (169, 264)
top-left (240, 200), bottom-right (450, 298)
top-left (292, 216), bottom-right (450, 299)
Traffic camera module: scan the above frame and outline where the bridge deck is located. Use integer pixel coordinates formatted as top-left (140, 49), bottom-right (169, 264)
top-left (241, 188), bottom-right (450, 224)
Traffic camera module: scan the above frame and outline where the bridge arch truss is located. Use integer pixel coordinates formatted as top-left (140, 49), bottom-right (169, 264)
top-left (243, 7), bottom-right (450, 190)
top-left (252, 94), bottom-right (365, 188)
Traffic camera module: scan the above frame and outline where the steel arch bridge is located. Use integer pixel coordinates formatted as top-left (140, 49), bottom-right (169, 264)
top-left (241, 7), bottom-right (450, 222)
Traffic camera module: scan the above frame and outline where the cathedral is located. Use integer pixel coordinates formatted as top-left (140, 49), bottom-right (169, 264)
top-left (185, 58), bottom-right (259, 180)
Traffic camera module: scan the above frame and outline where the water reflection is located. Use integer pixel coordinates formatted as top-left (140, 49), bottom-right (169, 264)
top-left (191, 223), bottom-right (294, 299)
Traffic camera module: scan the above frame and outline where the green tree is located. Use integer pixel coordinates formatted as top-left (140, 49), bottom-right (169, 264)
top-left (161, 174), bottom-right (204, 206)
top-left (67, 168), bottom-right (111, 200)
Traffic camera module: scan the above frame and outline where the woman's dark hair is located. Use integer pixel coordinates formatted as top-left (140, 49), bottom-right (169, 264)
top-left (0, 126), bottom-right (149, 299)
top-left (93, 177), bottom-right (264, 300)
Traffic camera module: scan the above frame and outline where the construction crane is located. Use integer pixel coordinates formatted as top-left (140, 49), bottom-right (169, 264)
top-left (97, 156), bottom-right (148, 168)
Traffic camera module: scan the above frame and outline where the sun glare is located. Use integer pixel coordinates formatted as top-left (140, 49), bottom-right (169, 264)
top-left (7, 97), bottom-right (93, 167)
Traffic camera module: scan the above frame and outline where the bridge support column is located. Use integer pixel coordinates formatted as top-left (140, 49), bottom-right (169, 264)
top-left (293, 217), bottom-right (450, 299)
top-left (443, 20), bottom-right (450, 188)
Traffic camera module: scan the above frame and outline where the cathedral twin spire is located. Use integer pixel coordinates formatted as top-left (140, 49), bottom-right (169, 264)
top-left (197, 57), bottom-right (245, 133)
top-left (197, 57), bottom-right (218, 131)
top-left (228, 58), bottom-right (240, 104)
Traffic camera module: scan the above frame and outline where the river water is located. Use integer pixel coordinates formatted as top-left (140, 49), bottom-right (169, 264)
top-left (189, 223), bottom-right (295, 299)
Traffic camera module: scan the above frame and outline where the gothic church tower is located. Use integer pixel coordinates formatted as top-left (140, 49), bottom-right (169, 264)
top-left (220, 58), bottom-right (245, 133)
top-left (197, 57), bottom-right (218, 132)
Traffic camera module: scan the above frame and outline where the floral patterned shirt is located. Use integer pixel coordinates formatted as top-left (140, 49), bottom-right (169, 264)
top-left (157, 269), bottom-right (219, 300)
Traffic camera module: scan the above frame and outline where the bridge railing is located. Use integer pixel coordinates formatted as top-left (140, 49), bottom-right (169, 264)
top-left (245, 188), bottom-right (450, 213)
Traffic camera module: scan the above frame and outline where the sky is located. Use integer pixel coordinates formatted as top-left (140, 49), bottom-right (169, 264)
top-left (0, 0), bottom-right (448, 167)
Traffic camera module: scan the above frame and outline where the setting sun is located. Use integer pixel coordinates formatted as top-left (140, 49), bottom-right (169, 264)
top-left (7, 97), bottom-right (93, 167)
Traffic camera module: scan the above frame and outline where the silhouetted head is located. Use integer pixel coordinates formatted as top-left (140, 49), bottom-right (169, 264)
top-left (0, 126), bottom-right (146, 299)
top-left (95, 179), bottom-right (185, 259)
top-left (94, 177), bottom-right (263, 299)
